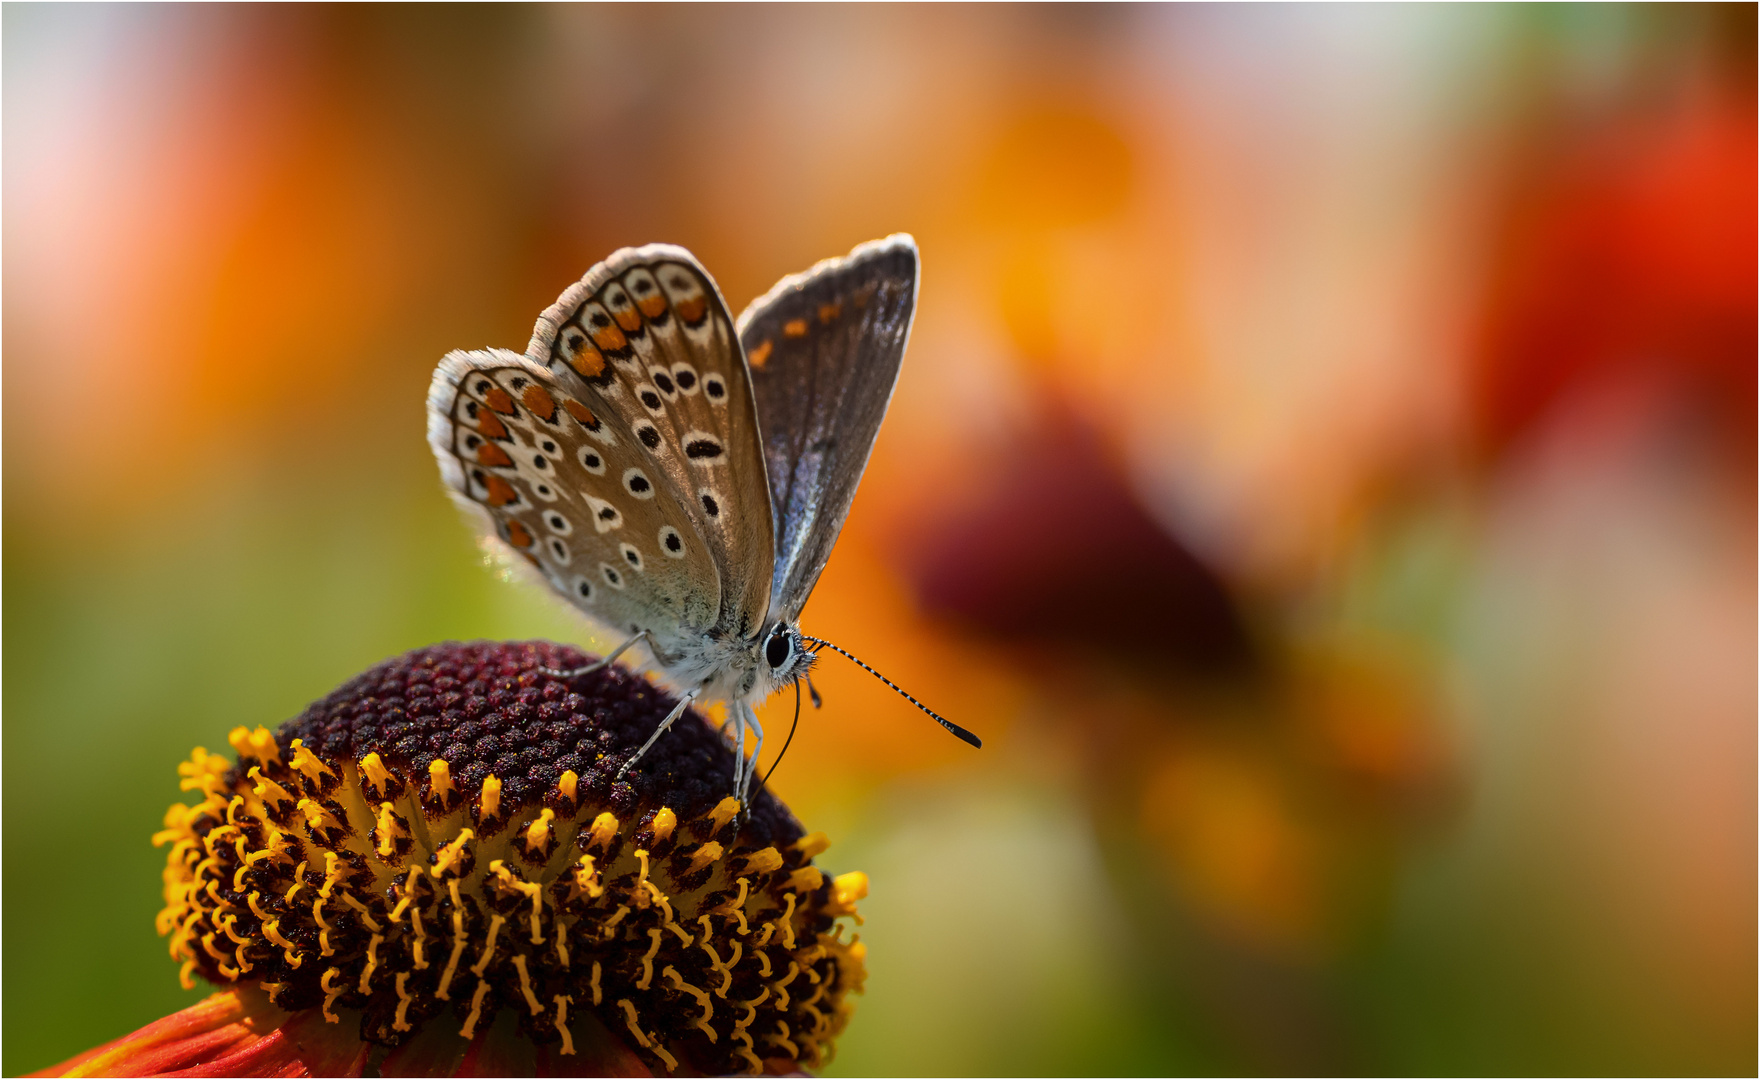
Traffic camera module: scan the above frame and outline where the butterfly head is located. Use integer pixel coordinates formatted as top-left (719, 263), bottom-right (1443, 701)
top-left (760, 621), bottom-right (814, 690)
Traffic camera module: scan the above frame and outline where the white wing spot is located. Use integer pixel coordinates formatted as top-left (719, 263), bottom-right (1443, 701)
top-left (586, 496), bottom-right (623, 533)
top-left (547, 537), bottom-right (571, 565)
top-left (635, 384), bottom-right (667, 416)
top-left (601, 563), bottom-right (626, 590)
top-left (698, 488), bottom-right (721, 518)
top-left (572, 576), bottom-right (595, 602)
top-left (671, 363), bottom-right (701, 395)
top-left (682, 430), bottom-right (725, 462)
top-left (703, 375), bottom-right (727, 403)
top-left (578, 446), bottom-right (606, 475)
top-left (543, 511), bottom-right (573, 536)
top-left (659, 526), bottom-right (686, 558)
top-left (620, 543), bottom-right (644, 572)
top-left (623, 468), bottom-right (655, 500)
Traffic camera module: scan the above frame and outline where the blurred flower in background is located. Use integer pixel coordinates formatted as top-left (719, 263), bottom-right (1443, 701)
top-left (5, 5), bottom-right (1752, 1076)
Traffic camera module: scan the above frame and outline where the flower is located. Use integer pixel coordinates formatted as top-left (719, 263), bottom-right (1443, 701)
top-left (42, 641), bottom-right (868, 1077)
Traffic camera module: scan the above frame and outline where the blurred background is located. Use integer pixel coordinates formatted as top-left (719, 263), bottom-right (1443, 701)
top-left (4, 4), bottom-right (1753, 1074)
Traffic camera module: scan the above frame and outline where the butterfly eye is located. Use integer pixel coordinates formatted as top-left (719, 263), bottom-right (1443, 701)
top-left (765, 631), bottom-right (792, 669)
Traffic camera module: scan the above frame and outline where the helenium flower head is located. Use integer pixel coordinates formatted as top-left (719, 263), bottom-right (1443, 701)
top-left (51, 641), bottom-right (868, 1078)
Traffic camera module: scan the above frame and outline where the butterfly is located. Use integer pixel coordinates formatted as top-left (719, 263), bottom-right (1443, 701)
top-left (427, 234), bottom-right (980, 801)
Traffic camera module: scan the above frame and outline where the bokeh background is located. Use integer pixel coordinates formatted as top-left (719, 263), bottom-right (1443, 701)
top-left (5, 4), bottom-right (1754, 1074)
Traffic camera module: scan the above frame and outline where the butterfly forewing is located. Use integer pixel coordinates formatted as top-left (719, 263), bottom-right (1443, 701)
top-left (737, 234), bottom-right (918, 621)
top-left (525, 245), bottom-right (776, 638)
top-left (430, 349), bottom-right (723, 637)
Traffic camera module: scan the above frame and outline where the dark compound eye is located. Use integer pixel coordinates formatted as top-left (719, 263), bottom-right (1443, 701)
top-left (765, 631), bottom-right (791, 669)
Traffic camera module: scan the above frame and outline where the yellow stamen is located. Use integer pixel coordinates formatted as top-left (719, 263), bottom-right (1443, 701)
top-left (358, 932), bottom-right (383, 992)
top-left (289, 739), bottom-right (336, 787)
top-left (707, 796), bottom-right (741, 834)
top-left (432, 829), bottom-right (474, 877)
top-left (793, 831), bottom-right (831, 858)
top-left (558, 769), bottom-right (578, 802)
top-left (375, 802), bottom-right (408, 859)
top-left (685, 841), bottom-right (724, 875)
top-left (392, 971), bottom-right (416, 1032)
top-left (480, 774), bottom-right (501, 819)
top-left (428, 758), bottom-right (453, 801)
top-left (637, 928), bottom-right (662, 989)
top-left (743, 847), bottom-right (784, 876)
top-left (651, 807), bottom-right (677, 844)
top-left (554, 995), bottom-right (576, 1055)
top-left (512, 953), bottom-right (543, 1014)
top-left (459, 979), bottom-right (492, 1039)
top-left (248, 766), bottom-right (295, 808)
top-left (617, 999), bottom-right (651, 1048)
top-left (321, 967), bottom-right (344, 1022)
top-left (586, 811), bottom-right (619, 852)
top-left (524, 807), bottom-right (556, 856)
top-left (471, 914), bottom-right (505, 976)
top-left (359, 752), bottom-right (394, 796)
top-left (228, 725), bottom-right (281, 765)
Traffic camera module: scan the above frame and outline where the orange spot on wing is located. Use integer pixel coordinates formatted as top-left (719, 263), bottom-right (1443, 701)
top-left (521, 385), bottom-right (557, 422)
top-left (563, 399), bottom-right (598, 428)
top-left (592, 324), bottom-right (628, 352)
top-left (749, 340), bottom-right (774, 369)
top-left (570, 344), bottom-right (606, 379)
top-left (506, 520), bottom-right (534, 548)
top-left (637, 295), bottom-right (668, 319)
top-left (611, 304), bottom-right (643, 333)
top-left (484, 387), bottom-right (517, 415)
top-left (818, 302), bottom-right (841, 324)
top-left (484, 476), bottom-right (519, 507)
top-left (477, 443), bottom-right (513, 468)
top-left (477, 412), bottom-right (509, 440)
top-left (675, 297), bottom-right (706, 324)
top-left (783, 319), bottom-right (808, 338)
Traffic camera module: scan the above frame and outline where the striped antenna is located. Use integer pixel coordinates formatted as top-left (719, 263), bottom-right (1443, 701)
top-left (802, 636), bottom-right (982, 748)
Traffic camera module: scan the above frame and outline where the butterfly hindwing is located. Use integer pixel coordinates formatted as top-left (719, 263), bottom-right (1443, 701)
top-left (737, 234), bottom-right (918, 621)
top-left (427, 348), bottom-right (722, 637)
top-left (528, 245), bottom-right (776, 639)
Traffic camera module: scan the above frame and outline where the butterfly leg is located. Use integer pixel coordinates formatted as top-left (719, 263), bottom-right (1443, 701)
top-left (732, 706), bottom-right (749, 801)
top-left (741, 705), bottom-right (766, 803)
top-left (541, 629), bottom-right (652, 680)
top-left (617, 687), bottom-right (699, 778)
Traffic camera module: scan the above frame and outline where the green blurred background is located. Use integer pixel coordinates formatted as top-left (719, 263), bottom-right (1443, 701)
top-left (5, 4), bottom-right (1754, 1075)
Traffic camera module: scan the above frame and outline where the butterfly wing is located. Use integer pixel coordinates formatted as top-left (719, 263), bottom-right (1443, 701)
top-left (523, 245), bottom-right (776, 640)
top-left (736, 234), bottom-right (919, 622)
top-left (428, 348), bottom-right (726, 639)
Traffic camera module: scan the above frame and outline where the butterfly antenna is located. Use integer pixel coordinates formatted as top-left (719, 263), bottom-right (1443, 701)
top-left (760, 681), bottom-right (804, 792)
top-left (805, 674), bottom-right (823, 710)
top-left (801, 636), bottom-right (982, 748)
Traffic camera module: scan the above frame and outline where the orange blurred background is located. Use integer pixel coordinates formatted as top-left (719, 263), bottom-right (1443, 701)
top-left (5, 5), bottom-right (1753, 1074)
